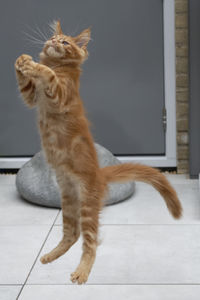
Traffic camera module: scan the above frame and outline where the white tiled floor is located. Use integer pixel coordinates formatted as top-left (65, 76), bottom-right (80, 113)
top-left (0, 174), bottom-right (200, 299)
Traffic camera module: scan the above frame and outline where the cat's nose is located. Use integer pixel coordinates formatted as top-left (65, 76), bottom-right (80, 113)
top-left (52, 39), bottom-right (56, 44)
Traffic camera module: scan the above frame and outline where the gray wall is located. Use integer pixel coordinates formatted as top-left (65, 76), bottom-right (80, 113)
top-left (189, 0), bottom-right (200, 178)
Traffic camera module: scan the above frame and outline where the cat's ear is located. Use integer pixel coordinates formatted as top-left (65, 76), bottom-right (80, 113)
top-left (51, 20), bottom-right (63, 35)
top-left (74, 28), bottom-right (91, 48)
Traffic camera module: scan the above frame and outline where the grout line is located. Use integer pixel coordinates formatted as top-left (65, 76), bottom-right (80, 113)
top-left (16, 209), bottom-right (61, 300)
top-left (54, 210), bottom-right (61, 223)
top-left (0, 222), bottom-right (60, 227)
top-left (53, 223), bottom-right (200, 226)
top-left (0, 284), bottom-right (22, 286)
top-left (18, 283), bottom-right (200, 286)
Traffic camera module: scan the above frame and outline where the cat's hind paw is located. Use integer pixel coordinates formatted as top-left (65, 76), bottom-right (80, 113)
top-left (40, 253), bottom-right (52, 264)
top-left (70, 269), bottom-right (89, 284)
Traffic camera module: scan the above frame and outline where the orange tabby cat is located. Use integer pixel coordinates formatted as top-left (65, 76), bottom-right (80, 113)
top-left (15, 21), bottom-right (182, 284)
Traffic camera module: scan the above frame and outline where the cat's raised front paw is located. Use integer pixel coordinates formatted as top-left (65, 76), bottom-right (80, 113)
top-left (15, 54), bottom-right (38, 78)
top-left (15, 54), bottom-right (32, 72)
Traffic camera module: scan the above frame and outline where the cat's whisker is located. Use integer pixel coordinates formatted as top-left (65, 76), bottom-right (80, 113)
top-left (48, 21), bottom-right (57, 35)
top-left (24, 25), bottom-right (43, 43)
top-left (23, 27), bottom-right (45, 42)
top-left (24, 40), bottom-right (44, 48)
top-left (35, 25), bottom-right (49, 41)
top-left (23, 39), bottom-right (44, 49)
top-left (23, 43), bottom-right (42, 49)
top-left (25, 23), bottom-right (47, 41)
top-left (23, 37), bottom-right (44, 45)
top-left (25, 35), bottom-right (44, 44)
top-left (22, 31), bottom-right (45, 45)
top-left (30, 28), bottom-right (45, 41)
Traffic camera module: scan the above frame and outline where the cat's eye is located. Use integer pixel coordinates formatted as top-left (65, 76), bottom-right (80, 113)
top-left (62, 41), bottom-right (69, 45)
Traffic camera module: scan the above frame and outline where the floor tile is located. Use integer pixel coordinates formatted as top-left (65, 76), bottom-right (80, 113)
top-left (101, 183), bottom-right (200, 225)
top-left (19, 285), bottom-right (200, 300)
top-left (28, 225), bottom-right (200, 284)
top-left (0, 226), bottom-right (50, 284)
top-left (0, 285), bottom-right (22, 300)
top-left (0, 185), bottom-right (59, 225)
top-left (56, 180), bottom-right (200, 225)
top-left (165, 174), bottom-right (197, 184)
top-left (0, 175), bottom-right (17, 186)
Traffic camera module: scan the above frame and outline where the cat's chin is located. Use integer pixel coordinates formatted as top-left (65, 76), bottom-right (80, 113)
top-left (46, 46), bottom-right (63, 58)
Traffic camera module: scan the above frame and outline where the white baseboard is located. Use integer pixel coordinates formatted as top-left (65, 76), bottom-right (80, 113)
top-left (117, 156), bottom-right (176, 167)
top-left (0, 158), bottom-right (31, 169)
top-left (0, 156), bottom-right (176, 169)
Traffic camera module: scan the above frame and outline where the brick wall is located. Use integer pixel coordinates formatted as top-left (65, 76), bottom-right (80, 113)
top-left (175, 0), bottom-right (189, 173)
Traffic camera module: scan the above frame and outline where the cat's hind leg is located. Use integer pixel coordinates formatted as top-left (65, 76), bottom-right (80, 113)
top-left (70, 186), bottom-right (104, 284)
top-left (40, 192), bottom-right (80, 264)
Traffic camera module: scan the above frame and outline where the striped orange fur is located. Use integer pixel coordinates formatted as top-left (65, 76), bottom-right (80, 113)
top-left (15, 21), bottom-right (182, 284)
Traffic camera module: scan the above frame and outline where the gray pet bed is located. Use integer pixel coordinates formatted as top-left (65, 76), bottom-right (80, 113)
top-left (16, 143), bottom-right (135, 207)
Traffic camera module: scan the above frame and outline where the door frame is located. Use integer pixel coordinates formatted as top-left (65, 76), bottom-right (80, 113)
top-left (119, 0), bottom-right (176, 167)
top-left (0, 0), bottom-right (176, 169)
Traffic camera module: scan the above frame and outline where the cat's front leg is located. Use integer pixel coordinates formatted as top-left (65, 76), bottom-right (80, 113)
top-left (15, 54), bottom-right (37, 108)
top-left (33, 64), bottom-right (60, 99)
top-left (16, 55), bottom-right (54, 84)
top-left (17, 60), bottom-right (64, 107)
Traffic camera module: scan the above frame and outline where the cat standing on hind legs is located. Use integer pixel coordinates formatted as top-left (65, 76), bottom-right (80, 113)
top-left (15, 20), bottom-right (182, 284)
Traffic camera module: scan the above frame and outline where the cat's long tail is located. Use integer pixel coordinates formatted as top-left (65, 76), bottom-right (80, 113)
top-left (101, 163), bottom-right (182, 219)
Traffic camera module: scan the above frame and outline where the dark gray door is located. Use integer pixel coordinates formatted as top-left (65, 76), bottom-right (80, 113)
top-left (0, 0), bottom-right (165, 157)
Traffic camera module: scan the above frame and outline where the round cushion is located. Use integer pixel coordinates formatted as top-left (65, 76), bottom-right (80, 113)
top-left (16, 143), bottom-right (135, 207)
